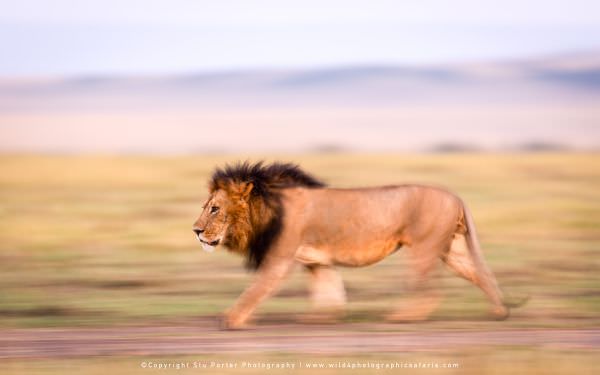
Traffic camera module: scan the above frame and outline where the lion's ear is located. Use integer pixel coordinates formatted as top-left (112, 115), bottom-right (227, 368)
top-left (226, 181), bottom-right (254, 201)
top-left (241, 182), bottom-right (253, 199)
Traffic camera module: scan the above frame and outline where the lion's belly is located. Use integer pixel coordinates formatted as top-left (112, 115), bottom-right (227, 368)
top-left (295, 240), bottom-right (400, 268)
top-left (331, 240), bottom-right (400, 267)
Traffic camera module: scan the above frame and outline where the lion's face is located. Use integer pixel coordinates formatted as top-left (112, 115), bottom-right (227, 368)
top-left (192, 189), bottom-right (233, 252)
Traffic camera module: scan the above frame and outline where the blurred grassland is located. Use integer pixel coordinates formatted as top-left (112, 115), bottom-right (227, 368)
top-left (0, 153), bottom-right (599, 329)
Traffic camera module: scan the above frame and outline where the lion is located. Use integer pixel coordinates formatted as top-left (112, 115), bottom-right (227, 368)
top-left (193, 161), bottom-right (513, 329)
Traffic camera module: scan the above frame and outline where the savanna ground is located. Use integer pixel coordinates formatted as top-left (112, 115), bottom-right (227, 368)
top-left (1, 153), bottom-right (599, 374)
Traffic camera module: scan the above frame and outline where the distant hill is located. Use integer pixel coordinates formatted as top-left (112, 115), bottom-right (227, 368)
top-left (2, 51), bottom-right (600, 110)
top-left (1, 51), bottom-right (599, 153)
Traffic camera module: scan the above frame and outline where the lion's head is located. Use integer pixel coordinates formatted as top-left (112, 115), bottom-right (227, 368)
top-left (192, 186), bottom-right (245, 253)
top-left (193, 161), bottom-right (325, 269)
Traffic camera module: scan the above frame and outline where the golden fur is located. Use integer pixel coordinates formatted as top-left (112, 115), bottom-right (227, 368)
top-left (193, 162), bottom-right (511, 329)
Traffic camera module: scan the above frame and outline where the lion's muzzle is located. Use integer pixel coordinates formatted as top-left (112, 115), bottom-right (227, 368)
top-left (193, 228), bottom-right (220, 252)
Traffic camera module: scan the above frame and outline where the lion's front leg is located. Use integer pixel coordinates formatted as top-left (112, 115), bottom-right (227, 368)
top-left (302, 265), bottom-right (346, 323)
top-left (222, 256), bottom-right (295, 330)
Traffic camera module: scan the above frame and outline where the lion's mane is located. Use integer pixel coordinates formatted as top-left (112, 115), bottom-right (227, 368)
top-left (210, 161), bottom-right (325, 270)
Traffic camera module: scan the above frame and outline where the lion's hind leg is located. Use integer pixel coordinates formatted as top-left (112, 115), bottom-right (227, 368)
top-left (443, 234), bottom-right (508, 320)
top-left (386, 239), bottom-right (445, 322)
top-left (302, 265), bottom-right (346, 323)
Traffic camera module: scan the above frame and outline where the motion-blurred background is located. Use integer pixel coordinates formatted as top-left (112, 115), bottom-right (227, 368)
top-left (1, 1), bottom-right (599, 374)
top-left (1, 0), bottom-right (600, 153)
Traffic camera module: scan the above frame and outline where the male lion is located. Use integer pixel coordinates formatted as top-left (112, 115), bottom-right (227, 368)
top-left (193, 161), bottom-right (511, 329)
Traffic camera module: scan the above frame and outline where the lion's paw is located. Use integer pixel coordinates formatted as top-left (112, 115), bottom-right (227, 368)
top-left (489, 305), bottom-right (510, 321)
top-left (219, 314), bottom-right (252, 330)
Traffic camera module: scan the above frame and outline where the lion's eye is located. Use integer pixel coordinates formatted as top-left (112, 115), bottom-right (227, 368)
top-left (210, 206), bottom-right (219, 214)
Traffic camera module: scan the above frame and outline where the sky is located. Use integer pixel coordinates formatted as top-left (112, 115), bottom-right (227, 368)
top-left (1, 0), bottom-right (600, 76)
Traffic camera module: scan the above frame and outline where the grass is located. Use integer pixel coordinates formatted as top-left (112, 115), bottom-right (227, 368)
top-left (1, 153), bottom-right (599, 329)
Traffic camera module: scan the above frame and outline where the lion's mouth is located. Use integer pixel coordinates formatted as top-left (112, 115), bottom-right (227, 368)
top-left (199, 238), bottom-right (220, 247)
top-left (197, 234), bottom-right (220, 253)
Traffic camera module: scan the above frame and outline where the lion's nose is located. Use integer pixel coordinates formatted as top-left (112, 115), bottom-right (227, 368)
top-left (193, 228), bottom-right (204, 236)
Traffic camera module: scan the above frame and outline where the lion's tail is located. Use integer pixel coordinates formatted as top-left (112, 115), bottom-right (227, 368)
top-left (462, 202), bottom-right (516, 314)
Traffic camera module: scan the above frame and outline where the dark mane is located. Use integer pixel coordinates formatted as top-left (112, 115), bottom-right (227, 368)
top-left (211, 161), bottom-right (325, 270)
top-left (211, 161), bottom-right (325, 195)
